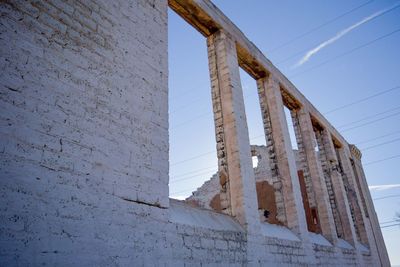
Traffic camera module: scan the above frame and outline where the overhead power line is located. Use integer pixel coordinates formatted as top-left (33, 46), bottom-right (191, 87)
top-left (170, 187), bottom-right (196, 196)
top-left (170, 134), bottom-right (400, 184)
top-left (169, 85), bottom-right (260, 130)
top-left (170, 149), bottom-right (216, 166)
top-left (290, 28), bottom-right (400, 79)
top-left (361, 137), bottom-right (400, 151)
top-left (170, 111), bottom-right (399, 178)
top-left (341, 110), bottom-right (400, 132)
top-left (374, 194), bottom-right (400, 201)
top-left (171, 155), bottom-right (400, 195)
top-left (170, 133), bottom-right (264, 166)
top-left (364, 154), bottom-right (400, 166)
top-left (381, 223), bottom-right (400, 229)
top-left (357, 130), bottom-right (400, 145)
top-left (268, 0), bottom-right (375, 53)
top-left (277, 46), bottom-right (314, 65)
top-left (276, 1), bottom-right (399, 63)
top-left (337, 105), bottom-right (400, 128)
top-left (170, 169), bottom-right (217, 184)
top-left (170, 111), bottom-right (212, 130)
top-left (170, 97), bottom-right (209, 114)
top-left (325, 85), bottom-right (400, 115)
top-left (379, 220), bottom-right (399, 225)
top-left (171, 165), bottom-right (217, 178)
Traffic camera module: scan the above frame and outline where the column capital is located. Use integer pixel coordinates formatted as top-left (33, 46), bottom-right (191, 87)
top-left (349, 144), bottom-right (362, 161)
top-left (266, 74), bottom-right (280, 88)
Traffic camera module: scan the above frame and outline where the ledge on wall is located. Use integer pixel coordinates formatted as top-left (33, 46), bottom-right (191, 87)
top-left (337, 238), bottom-right (354, 250)
top-left (357, 242), bottom-right (370, 254)
top-left (169, 198), bottom-right (243, 231)
top-left (309, 232), bottom-right (332, 246)
top-left (260, 222), bottom-right (300, 241)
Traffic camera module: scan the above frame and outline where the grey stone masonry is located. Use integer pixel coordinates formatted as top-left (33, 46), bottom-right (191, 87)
top-left (291, 110), bottom-right (317, 213)
top-left (315, 128), bottom-right (345, 239)
top-left (256, 78), bottom-right (287, 225)
top-left (337, 147), bottom-right (369, 245)
top-left (207, 30), bottom-right (260, 231)
top-left (207, 30), bottom-right (231, 215)
top-left (321, 130), bottom-right (358, 247)
top-left (297, 109), bottom-right (338, 244)
top-left (257, 75), bottom-right (308, 237)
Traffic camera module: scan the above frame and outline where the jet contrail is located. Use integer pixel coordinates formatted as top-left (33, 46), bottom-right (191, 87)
top-left (294, 3), bottom-right (400, 68)
top-left (369, 184), bottom-right (400, 191)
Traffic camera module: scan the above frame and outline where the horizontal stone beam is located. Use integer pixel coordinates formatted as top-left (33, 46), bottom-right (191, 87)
top-left (169, 0), bottom-right (350, 146)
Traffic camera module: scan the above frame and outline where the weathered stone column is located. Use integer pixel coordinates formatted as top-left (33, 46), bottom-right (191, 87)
top-left (256, 79), bottom-right (286, 226)
top-left (337, 147), bottom-right (369, 245)
top-left (321, 130), bottom-right (358, 245)
top-left (297, 109), bottom-right (338, 243)
top-left (207, 30), bottom-right (260, 230)
top-left (350, 145), bottom-right (391, 267)
top-left (257, 75), bottom-right (308, 235)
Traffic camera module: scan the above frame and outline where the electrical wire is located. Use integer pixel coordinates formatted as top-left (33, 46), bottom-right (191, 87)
top-left (361, 137), bottom-right (400, 151)
top-left (324, 85), bottom-right (400, 115)
top-left (337, 105), bottom-right (400, 129)
top-left (341, 110), bottom-right (400, 132)
top-left (170, 169), bottom-right (217, 184)
top-left (373, 194), bottom-right (400, 201)
top-left (170, 143), bottom-right (400, 187)
top-left (268, 0), bottom-right (375, 53)
top-left (275, 1), bottom-right (400, 63)
top-left (357, 130), bottom-right (400, 145)
top-left (380, 223), bottom-right (400, 229)
top-left (379, 220), bottom-right (399, 225)
top-left (169, 111), bottom-right (212, 130)
top-left (171, 165), bottom-right (217, 178)
top-left (170, 150), bottom-right (216, 166)
top-left (364, 154), bottom-right (400, 166)
top-left (289, 28), bottom-right (400, 79)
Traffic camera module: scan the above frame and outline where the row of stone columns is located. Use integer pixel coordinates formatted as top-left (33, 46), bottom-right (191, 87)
top-left (206, 29), bottom-right (381, 260)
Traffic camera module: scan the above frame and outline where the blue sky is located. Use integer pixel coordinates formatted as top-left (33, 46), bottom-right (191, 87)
top-left (168, 0), bottom-right (400, 264)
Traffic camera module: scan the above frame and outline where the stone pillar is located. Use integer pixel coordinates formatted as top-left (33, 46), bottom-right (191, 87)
top-left (257, 76), bottom-right (308, 236)
top-left (350, 145), bottom-right (391, 267)
top-left (315, 130), bottom-right (344, 238)
top-left (321, 130), bottom-right (358, 246)
top-left (337, 147), bottom-right (369, 245)
top-left (256, 79), bottom-right (286, 225)
top-left (207, 30), bottom-right (260, 230)
top-left (296, 109), bottom-right (338, 243)
top-left (291, 110), bottom-right (318, 224)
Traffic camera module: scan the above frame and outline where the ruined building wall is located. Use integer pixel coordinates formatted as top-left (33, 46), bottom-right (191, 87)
top-left (0, 0), bottom-right (389, 266)
top-left (0, 0), bottom-right (172, 265)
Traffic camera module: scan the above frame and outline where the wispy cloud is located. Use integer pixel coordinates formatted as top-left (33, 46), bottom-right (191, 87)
top-left (369, 184), bottom-right (400, 191)
top-left (294, 3), bottom-right (400, 68)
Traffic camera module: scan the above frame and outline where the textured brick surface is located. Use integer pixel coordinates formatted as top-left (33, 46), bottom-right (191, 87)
top-left (0, 0), bottom-right (388, 266)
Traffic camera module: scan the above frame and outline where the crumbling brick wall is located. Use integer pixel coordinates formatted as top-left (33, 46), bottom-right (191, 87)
top-left (187, 145), bottom-right (318, 228)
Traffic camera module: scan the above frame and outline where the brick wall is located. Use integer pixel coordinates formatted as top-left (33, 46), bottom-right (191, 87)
top-left (1, 0), bottom-right (170, 264)
top-left (0, 0), bottom-right (384, 266)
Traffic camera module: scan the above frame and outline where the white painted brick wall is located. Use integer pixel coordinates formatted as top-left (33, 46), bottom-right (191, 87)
top-left (0, 1), bottom-right (381, 266)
